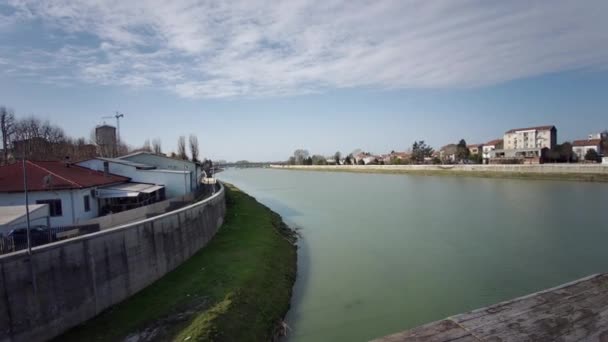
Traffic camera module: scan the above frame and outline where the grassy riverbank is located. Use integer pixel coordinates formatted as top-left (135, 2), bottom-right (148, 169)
top-left (271, 166), bottom-right (608, 182)
top-left (57, 184), bottom-right (297, 342)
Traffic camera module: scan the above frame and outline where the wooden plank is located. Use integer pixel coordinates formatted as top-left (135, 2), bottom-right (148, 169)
top-left (370, 319), bottom-right (478, 342)
top-left (371, 274), bottom-right (608, 342)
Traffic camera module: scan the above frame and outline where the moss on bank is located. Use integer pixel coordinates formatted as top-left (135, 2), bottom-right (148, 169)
top-left (56, 183), bottom-right (297, 342)
top-left (273, 166), bottom-right (608, 182)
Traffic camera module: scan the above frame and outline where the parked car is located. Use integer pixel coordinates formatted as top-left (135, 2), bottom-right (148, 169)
top-left (8, 226), bottom-right (52, 248)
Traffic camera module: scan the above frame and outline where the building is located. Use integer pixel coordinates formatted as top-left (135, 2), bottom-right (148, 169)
top-left (439, 144), bottom-right (457, 163)
top-left (603, 157), bottom-right (608, 165)
top-left (0, 161), bottom-right (129, 226)
top-left (467, 144), bottom-right (484, 156)
top-left (77, 157), bottom-right (192, 198)
top-left (572, 138), bottom-right (603, 161)
top-left (504, 125), bottom-right (557, 150)
top-left (118, 152), bottom-right (203, 192)
top-left (0, 204), bottom-right (50, 236)
top-left (490, 125), bottom-right (557, 163)
top-left (482, 139), bottom-right (503, 164)
top-left (95, 124), bottom-right (117, 157)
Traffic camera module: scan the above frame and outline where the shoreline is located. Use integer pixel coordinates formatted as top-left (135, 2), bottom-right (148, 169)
top-left (56, 183), bottom-right (297, 342)
top-left (269, 165), bottom-right (608, 182)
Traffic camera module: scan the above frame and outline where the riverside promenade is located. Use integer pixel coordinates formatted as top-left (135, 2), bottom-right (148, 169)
top-left (372, 273), bottom-right (608, 342)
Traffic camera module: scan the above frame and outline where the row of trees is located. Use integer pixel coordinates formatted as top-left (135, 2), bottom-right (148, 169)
top-left (1, 105), bottom-right (209, 166)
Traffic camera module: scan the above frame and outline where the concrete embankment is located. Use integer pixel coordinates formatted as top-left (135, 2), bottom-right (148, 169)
top-left (57, 183), bottom-right (297, 342)
top-left (372, 273), bottom-right (608, 341)
top-left (270, 164), bottom-right (608, 182)
top-left (0, 183), bottom-right (226, 342)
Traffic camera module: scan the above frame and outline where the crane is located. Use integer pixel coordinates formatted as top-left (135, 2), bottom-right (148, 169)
top-left (101, 112), bottom-right (125, 144)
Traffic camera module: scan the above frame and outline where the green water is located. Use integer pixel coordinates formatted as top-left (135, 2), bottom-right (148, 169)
top-left (218, 168), bottom-right (608, 342)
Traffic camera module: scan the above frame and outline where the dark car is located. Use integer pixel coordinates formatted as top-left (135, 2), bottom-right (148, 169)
top-left (8, 226), bottom-right (52, 248)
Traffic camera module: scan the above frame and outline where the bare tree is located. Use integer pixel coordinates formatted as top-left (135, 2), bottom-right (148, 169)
top-left (177, 136), bottom-right (187, 160)
top-left (189, 134), bottom-right (199, 162)
top-left (142, 139), bottom-right (152, 152)
top-left (0, 106), bottom-right (15, 164)
top-left (152, 138), bottom-right (162, 154)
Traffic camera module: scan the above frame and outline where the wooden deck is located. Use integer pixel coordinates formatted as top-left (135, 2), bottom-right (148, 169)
top-left (371, 273), bottom-right (608, 342)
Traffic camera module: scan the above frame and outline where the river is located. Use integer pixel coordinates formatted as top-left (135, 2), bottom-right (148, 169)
top-left (218, 168), bottom-right (608, 341)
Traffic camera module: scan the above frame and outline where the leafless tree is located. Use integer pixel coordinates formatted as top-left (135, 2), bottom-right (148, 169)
top-left (142, 139), bottom-right (152, 152)
top-left (0, 106), bottom-right (15, 164)
top-left (152, 138), bottom-right (162, 154)
top-left (177, 136), bottom-right (187, 160)
top-left (189, 134), bottom-right (199, 162)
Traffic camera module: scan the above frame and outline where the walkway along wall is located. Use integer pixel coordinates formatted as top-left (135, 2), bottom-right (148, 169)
top-left (271, 164), bottom-right (608, 174)
top-left (0, 183), bottom-right (226, 342)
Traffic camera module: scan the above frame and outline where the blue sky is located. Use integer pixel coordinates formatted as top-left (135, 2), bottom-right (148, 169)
top-left (1, 1), bottom-right (607, 161)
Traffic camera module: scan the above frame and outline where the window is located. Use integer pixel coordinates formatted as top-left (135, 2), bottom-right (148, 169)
top-left (84, 195), bottom-right (90, 212)
top-left (36, 199), bottom-right (62, 217)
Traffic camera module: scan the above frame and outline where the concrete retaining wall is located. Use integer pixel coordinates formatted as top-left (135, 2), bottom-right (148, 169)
top-left (271, 164), bottom-right (608, 174)
top-left (0, 183), bottom-right (226, 342)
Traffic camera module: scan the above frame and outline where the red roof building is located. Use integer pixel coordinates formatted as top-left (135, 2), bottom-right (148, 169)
top-left (0, 161), bottom-right (129, 193)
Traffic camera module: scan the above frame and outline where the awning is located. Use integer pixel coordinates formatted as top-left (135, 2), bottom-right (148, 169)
top-left (96, 182), bottom-right (165, 199)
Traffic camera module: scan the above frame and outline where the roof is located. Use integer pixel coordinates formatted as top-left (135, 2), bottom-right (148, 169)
top-left (484, 139), bottom-right (503, 146)
top-left (0, 204), bottom-right (49, 227)
top-left (467, 144), bottom-right (483, 148)
top-left (96, 182), bottom-right (164, 198)
top-left (119, 151), bottom-right (198, 165)
top-left (505, 125), bottom-right (555, 133)
top-left (0, 161), bottom-right (130, 193)
top-left (572, 139), bottom-right (602, 147)
top-left (97, 157), bottom-right (156, 170)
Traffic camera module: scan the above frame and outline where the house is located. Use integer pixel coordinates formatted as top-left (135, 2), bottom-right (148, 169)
top-left (572, 138), bottom-right (603, 161)
top-left (439, 144), bottom-right (458, 163)
top-left (0, 161), bottom-right (129, 226)
top-left (467, 144), bottom-right (484, 156)
top-left (118, 152), bottom-right (203, 192)
top-left (482, 139), bottom-right (503, 164)
top-left (77, 157), bottom-right (191, 198)
top-left (490, 125), bottom-right (557, 163)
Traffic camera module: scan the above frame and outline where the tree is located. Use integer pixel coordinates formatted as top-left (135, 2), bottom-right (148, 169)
top-left (177, 136), bottom-right (187, 160)
top-left (293, 149), bottom-right (310, 165)
top-left (287, 156), bottom-right (296, 165)
top-left (410, 140), bottom-right (434, 164)
top-left (189, 134), bottom-right (199, 162)
top-left (357, 159), bottom-right (365, 165)
top-left (334, 151), bottom-right (341, 164)
top-left (456, 139), bottom-right (470, 162)
top-left (142, 139), bottom-right (152, 152)
top-left (311, 155), bottom-right (327, 165)
top-left (585, 149), bottom-right (600, 162)
top-left (0, 106), bottom-right (15, 164)
top-left (470, 153), bottom-right (483, 164)
top-left (344, 154), bottom-right (352, 165)
top-left (152, 138), bottom-right (162, 154)
top-left (304, 156), bottom-right (313, 165)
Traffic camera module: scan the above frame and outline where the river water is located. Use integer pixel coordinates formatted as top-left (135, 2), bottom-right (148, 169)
top-left (218, 168), bottom-right (608, 342)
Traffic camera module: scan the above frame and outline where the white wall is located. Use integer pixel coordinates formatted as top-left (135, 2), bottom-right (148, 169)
top-left (77, 159), bottom-right (192, 198)
top-left (0, 188), bottom-right (98, 227)
top-left (121, 154), bottom-right (202, 191)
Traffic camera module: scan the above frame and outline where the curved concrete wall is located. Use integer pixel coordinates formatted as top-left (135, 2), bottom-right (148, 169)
top-left (0, 183), bottom-right (226, 342)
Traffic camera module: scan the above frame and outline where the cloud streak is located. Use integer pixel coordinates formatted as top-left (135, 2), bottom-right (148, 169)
top-left (2, 0), bottom-right (608, 98)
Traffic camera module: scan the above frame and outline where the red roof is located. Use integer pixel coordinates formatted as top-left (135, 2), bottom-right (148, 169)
top-left (572, 139), bottom-right (602, 147)
top-left (0, 161), bottom-right (129, 193)
top-left (506, 125), bottom-right (555, 133)
top-left (484, 139), bottom-right (503, 146)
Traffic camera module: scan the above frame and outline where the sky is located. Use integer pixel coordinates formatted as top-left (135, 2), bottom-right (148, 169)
top-left (1, 0), bottom-right (607, 161)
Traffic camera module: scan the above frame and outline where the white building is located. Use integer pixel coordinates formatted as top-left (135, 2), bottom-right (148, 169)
top-left (119, 152), bottom-right (203, 192)
top-left (0, 161), bottom-right (129, 227)
top-left (572, 138), bottom-right (603, 161)
top-left (482, 139), bottom-right (503, 164)
top-left (77, 157), bottom-right (194, 198)
top-left (504, 125), bottom-right (557, 151)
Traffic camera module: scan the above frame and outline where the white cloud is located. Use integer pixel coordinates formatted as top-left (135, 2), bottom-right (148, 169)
top-left (2, 0), bottom-right (608, 98)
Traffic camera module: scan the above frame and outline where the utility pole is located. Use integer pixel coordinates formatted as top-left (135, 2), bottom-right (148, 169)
top-left (22, 156), bottom-right (32, 255)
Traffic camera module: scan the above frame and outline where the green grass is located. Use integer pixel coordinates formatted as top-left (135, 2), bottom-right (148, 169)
top-left (57, 184), bottom-right (297, 342)
top-left (275, 166), bottom-right (608, 182)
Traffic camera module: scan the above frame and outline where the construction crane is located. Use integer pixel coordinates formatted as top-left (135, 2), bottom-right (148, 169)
top-left (101, 112), bottom-right (125, 144)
